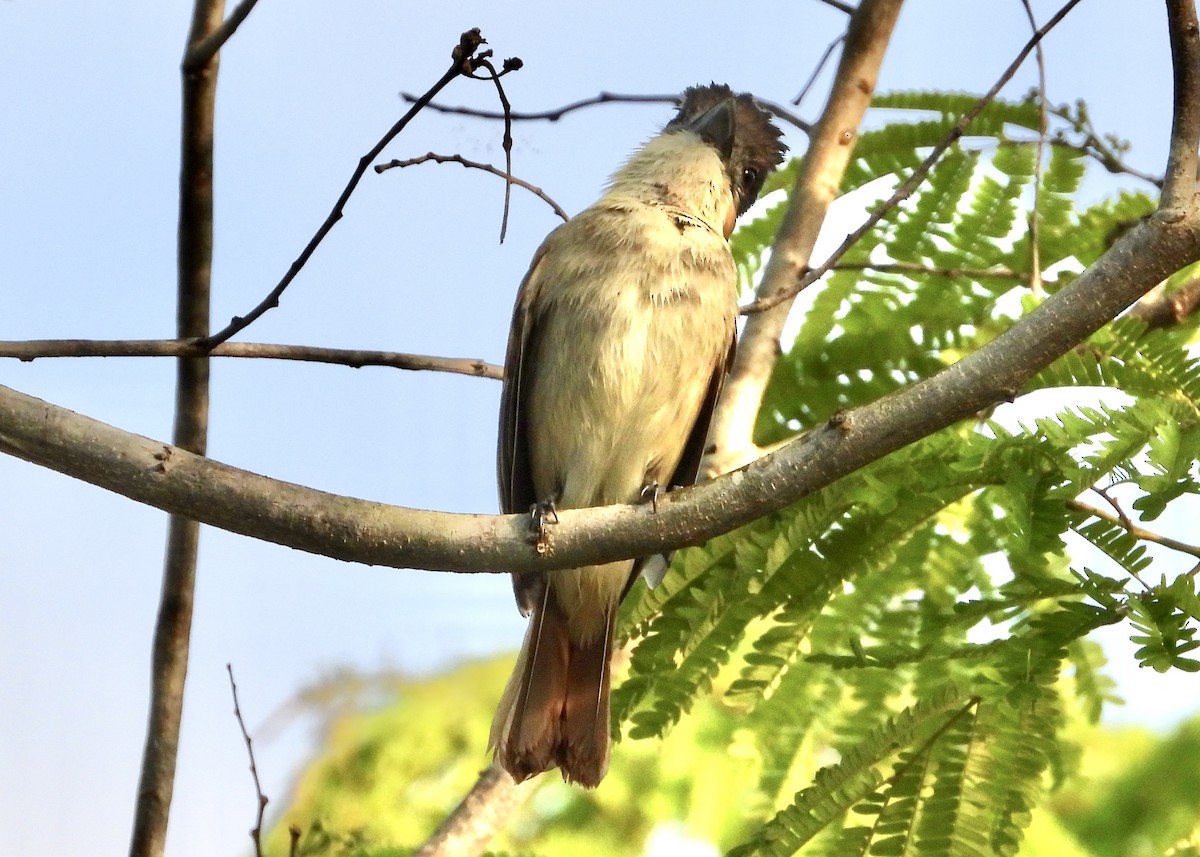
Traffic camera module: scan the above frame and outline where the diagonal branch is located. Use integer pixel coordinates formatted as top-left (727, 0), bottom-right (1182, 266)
top-left (202, 29), bottom-right (491, 349)
top-left (182, 0), bottom-right (261, 71)
top-left (1084, 500), bottom-right (1200, 561)
top-left (412, 762), bottom-right (527, 857)
top-left (128, 3), bottom-right (223, 856)
top-left (745, 0), bottom-right (1086, 317)
top-left (702, 0), bottom-right (905, 477)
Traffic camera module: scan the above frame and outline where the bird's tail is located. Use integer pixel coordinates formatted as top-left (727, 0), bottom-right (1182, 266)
top-left (490, 586), bottom-right (614, 788)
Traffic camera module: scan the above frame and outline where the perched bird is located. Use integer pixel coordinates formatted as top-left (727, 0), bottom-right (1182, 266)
top-left (491, 84), bottom-right (787, 787)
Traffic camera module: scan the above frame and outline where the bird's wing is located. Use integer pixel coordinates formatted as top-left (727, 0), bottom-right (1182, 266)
top-left (668, 331), bottom-right (736, 490)
top-left (498, 234), bottom-right (558, 616)
top-left (631, 332), bottom-right (736, 590)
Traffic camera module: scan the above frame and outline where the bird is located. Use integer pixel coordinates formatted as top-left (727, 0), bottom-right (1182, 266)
top-left (490, 83), bottom-right (787, 787)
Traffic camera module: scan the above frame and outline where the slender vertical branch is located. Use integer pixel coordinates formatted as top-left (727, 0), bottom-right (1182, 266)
top-left (702, 0), bottom-right (906, 476)
top-left (1021, 0), bottom-right (1047, 297)
top-left (1162, 0), bottom-right (1200, 210)
top-left (128, 3), bottom-right (223, 856)
top-left (227, 665), bottom-right (269, 857)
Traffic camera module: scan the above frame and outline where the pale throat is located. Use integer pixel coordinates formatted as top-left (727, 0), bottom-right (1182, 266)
top-left (605, 131), bottom-right (735, 237)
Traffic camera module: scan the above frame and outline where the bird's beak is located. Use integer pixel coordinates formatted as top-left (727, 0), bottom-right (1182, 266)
top-left (686, 97), bottom-right (736, 162)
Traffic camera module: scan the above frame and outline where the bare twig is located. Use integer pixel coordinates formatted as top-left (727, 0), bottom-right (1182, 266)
top-left (402, 89), bottom-right (676, 121)
top-left (375, 152), bottom-right (568, 222)
top-left (0, 339), bottom-right (503, 379)
top-left (1071, 498), bottom-right (1200, 579)
top-left (202, 29), bottom-right (490, 349)
top-left (824, 261), bottom-right (1024, 280)
top-left (817, 0), bottom-right (857, 13)
top-left (745, 0), bottom-right (1086, 317)
top-left (182, 0), bottom-right (260, 71)
top-left (227, 665), bottom-right (269, 857)
top-left (411, 761), bottom-right (526, 857)
top-left (404, 90), bottom-right (812, 135)
top-left (792, 32), bottom-right (847, 107)
top-left (466, 57), bottom-right (518, 242)
top-left (1049, 105), bottom-right (1165, 188)
top-left (703, 0), bottom-right (905, 477)
top-left (129, 4), bottom-right (222, 856)
top-left (1021, 0), bottom-right (1047, 297)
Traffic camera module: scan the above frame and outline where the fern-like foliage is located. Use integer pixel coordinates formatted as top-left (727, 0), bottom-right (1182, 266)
top-left (618, 90), bottom-right (1200, 856)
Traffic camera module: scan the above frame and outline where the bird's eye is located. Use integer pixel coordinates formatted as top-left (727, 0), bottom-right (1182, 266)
top-left (742, 167), bottom-right (760, 187)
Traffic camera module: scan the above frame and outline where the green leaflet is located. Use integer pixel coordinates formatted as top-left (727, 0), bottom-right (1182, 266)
top-left (610, 89), bottom-right (1198, 857)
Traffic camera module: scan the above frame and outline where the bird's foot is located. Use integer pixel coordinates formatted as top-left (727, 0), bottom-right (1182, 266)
top-left (639, 481), bottom-right (662, 514)
top-left (528, 500), bottom-right (559, 555)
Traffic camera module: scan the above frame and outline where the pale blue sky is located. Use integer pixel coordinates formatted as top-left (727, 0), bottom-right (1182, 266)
top-left (0, 2), bottom-right (1190, 856)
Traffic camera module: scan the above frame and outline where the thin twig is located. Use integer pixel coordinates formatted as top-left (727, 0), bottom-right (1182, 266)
top-left (793, 32), bottom-right (847, 107)
top-left (0, 339), bottom-right (503, 379)
top-left (129, 4), bottom-right (223, 856)
top-left (467, 57), bottom-right (518, 242)
top-left (227, 665), bottom-right (269, 857)
top-left (1048, 105), bottom-right (1165, 188)
top-left (201, 29), bottom-right (491, 349)
top-left (824, 261), bottom-right (1024, 280)
top-left (1021, 0), bottom-right (1047, 297)
top-left (402, 90), bottom-right (677, 121)
top-left (404, 90), bottom-right (813, 134)
top-left (745, 0), bottom-right (1087, 315)
top-left (182, 0), bottom-right (261, 71)
top-left (375, 152), bottom-right (568, 222)
top-left (288, 826), bottom-right (301, 857)
top-left (1072, 498), bottom-right (1200, 579)
top-left (816, 0), bottom-right (856, 13)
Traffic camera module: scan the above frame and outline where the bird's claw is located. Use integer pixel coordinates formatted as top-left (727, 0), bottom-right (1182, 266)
top-left (528, 500), bottom-right (558, 555)
top-left (640, 481), bottom-right (661, 514)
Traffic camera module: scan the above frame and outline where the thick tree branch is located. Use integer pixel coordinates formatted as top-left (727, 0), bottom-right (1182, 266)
top-left (703, 0), bottom-right (905, 477)
top-left (1130, 276), bottom-right (1200, 328)
top-left (1163, 0), bottom-right (1200, 210)
top-left (3, 209), bottom-right (1197, 576)
top-left (128, 3), bottom-right (222, 857)
top-left (412, 762), bottom-right (526, 857)
top-left (0, 339), bottom-right (502, 379)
